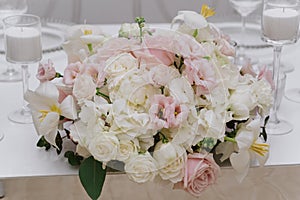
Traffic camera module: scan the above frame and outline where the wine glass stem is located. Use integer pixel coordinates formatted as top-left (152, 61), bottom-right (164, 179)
top-left (239, 15), bottom-right (247, 54)
top-left (270, 45), bottom-right (282, 124)
top-left (241, 15), bottom-right (246, 33)
top-left (21, 64), bottom-right (30, 113)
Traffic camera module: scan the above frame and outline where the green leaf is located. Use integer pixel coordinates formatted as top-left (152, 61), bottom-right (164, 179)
top-left (55, 133), bottom-right (63, 155)
top-left (192, 29), bottom-right (198, 38)
top-left (64, 151), bottom-right (83, 166)
top-left (79, 156), bottom-right (106, 200)
top-left (37, 136), bottom-right (51, 150)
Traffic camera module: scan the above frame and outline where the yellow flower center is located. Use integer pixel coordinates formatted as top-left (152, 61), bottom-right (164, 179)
top-left (200, 4), bottom-right (215, 18)
top-left (250, 142), bottom-right (269, 157)
top-left (84, 29), bottom-right (92, 35)
top-left (39, 105), bottom-right (62, 122)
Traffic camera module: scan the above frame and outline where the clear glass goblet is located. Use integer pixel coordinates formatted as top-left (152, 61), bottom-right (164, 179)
top-left (0, 0), bottom-right (28, 82)
top-left (229, 0), bottom-right (262, 64)
top-left (261, 0), bottom-right (299, 135)
top-left (3, 14), bottom-right (42, 124)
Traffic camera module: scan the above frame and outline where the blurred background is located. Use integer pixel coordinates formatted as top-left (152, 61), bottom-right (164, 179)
top-left (27, 0), bottom-right (262, 24)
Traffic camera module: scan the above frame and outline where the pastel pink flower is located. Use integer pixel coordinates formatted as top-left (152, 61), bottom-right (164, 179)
top-left (258, 66), bottom-right (273, 89)
top-left (240, 58), bottom-right (257, 77)
top-left (81, 62), bottom-right (107, 87)
top-left (94, 37), bottom-right (140, 62)
top-left (63, 62), bottom-right (82, 86)
top-left (174, 153), bottom-right (220, 197)
top-left (142, 35), bottom-right (176, 66)
top-left (176, 34), bottom-right (206, 59)
top-left (184, 58), bottom-right (217, 95)
top-left (215, 38), bottom-right (235, 57)
top-left (36, 60), bottom-right (57, 82)
top-left (149, 95), bottom-right (189, 129)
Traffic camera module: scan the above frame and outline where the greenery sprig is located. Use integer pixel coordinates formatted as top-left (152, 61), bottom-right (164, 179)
top-left (135, 17), bottom-right (145, 42)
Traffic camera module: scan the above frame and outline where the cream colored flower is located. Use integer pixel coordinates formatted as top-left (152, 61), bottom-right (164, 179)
top-left (25, 82), bottom-right (77, 146)
top-left (124, 152), bottom-right (157, 183)
top-left (153, 141), bottom-right (186, 183)
top-left (72, 74), bottom-right (97, 104)
top-left (216, 119), bottom-right (269, 182)
top-left (116, 139), bottom-right (138, 162)
top-left (88, 133), bottom-right (119, 163)
top-left (171, 11), bottom-right (208, 29)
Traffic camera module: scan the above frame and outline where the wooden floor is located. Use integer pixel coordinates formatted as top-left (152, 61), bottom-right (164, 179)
top-left (1, 166), bottom-right (300, 200)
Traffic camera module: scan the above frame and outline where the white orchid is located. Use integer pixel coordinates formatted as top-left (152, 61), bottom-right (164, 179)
top-left (171, 10), bottom-right (208, 30)
top-left (216, 119), bottom-right (269, 182)
top-left (63, 24), bottom-right (108, 63)
top-left (25, 82), bottom-right (77, 147)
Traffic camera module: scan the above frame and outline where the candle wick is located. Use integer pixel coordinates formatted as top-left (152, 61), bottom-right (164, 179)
top-left (83, 19), bottom-right (87, 24)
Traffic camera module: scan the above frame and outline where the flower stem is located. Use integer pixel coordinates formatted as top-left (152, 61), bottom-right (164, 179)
top-left (135, 17), bottom-right (145, 43)
top-left (224, 136), bottom-right (236, 143)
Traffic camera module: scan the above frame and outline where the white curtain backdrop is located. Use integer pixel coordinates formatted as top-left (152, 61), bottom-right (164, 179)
top-left (26, 0), bottom-right (262, 24)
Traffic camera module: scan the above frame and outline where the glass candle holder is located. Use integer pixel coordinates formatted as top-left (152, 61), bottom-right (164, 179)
top-left (3, 14), bottom-right (42, 124)
top-left (261, 0), bottom-right (300, 135)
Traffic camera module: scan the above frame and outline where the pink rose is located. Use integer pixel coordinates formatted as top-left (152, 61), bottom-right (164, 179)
top-left (36, 60), bottom-right (56, 82)
top-left (141, 35), bottom-right (176, 66)
top-left (174, 153), bottom-right (220, 197)
top-left (94, 37), bottom-right (140, 62)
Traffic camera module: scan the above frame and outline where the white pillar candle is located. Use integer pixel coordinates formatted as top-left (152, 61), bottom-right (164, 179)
top-left (263, 8), bottom-right (300, 41)
top-left (5, 27), bottom-right (42, 63)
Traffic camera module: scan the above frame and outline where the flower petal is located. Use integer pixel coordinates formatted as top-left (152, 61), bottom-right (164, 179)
top-left (60, 95), bottom-right (78, 120)
top-left (235, 130), bottom-right (254, 151)
top-left (171, 11), bottom-right (208, 29)
top-left (230, 151), bottom-right (250, 182)
top-left (183, 11), bottom-right (208, 29)
top-left (39, 112), bottom-right (60, 147)
top-left (35, 82), bottom-right (59, 101)
top-left (25, 90), bottom-right (52, 111)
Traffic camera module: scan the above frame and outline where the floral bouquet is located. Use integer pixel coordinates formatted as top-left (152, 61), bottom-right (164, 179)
top-left (25, 5), bottom-right (273, 200)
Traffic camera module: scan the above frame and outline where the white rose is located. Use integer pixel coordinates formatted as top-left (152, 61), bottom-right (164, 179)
top-left (110, 99), bottom-right (155, 138)
top-left (116, 140), bottom-right (138, 162)
top-left (73, 74), bottom-right (96, 104)
top-left (229, 85), bottom-right (257, 120)
top-left (197, 108), bottom-right (226, 140)
top-left (124, 152), bottom-right (157, 183)
top-left (206, 84), bottom-right (230, 114)
top-left (108, 69), bottom-right (160, 106)
top-left (105, 53), bottom-right (138, 79)
top-left (153, 142), bottom-right (186, 183)
top-left (138, 134), bottom-right (155, 151)
top-left (252, 79), bottom-right (273, 115)
top-left (219, 64), bottom-right (240, 89)
top-left (148, 65), bottom-right (180, 87)
top-left (168, 77), bottom-right (195, 105)
top-left (170, 123), bottom-right (197, 150)
top-left (88, 133), bottom-right (119, 163)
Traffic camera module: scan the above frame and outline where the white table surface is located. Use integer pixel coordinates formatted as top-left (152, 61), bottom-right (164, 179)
top-left (0, 24), bottom-right (300, 179)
